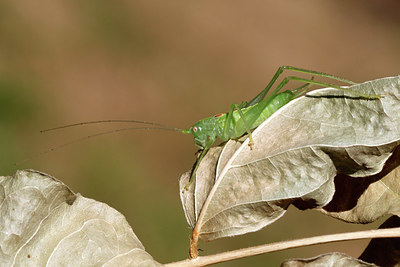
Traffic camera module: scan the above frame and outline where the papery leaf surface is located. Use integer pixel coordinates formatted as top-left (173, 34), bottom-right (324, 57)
top-left (0, 170), bottom-right (160, 266)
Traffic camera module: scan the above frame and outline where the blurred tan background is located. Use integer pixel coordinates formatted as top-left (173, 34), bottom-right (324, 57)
top-left (1, 0), bottom-right (400, 265)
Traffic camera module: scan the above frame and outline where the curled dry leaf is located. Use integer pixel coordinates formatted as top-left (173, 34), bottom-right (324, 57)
top-left (179, 76), bottom-right (400, 250)
top-left (281, 252), bottom-right (377, 267)
top-left (320, 146), bottom-right (400, 223)
top-left (0, 170), bottom-right (160, 266)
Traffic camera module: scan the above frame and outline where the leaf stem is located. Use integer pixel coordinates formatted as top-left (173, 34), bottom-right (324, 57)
top-left (165, 227), bottom-right (400, 267)
top-left (189, 228), bottom-right (199, 259)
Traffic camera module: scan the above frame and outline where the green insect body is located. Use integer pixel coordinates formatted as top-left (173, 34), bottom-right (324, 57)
top-left (186, 90), bottom-right (295, 149)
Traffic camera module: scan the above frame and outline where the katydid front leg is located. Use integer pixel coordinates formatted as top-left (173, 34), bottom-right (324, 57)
top-left (184, 147), bottom-right (210, 191)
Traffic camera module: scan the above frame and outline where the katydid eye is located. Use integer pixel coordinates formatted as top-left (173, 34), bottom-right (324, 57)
top-left (192, 126), bottom-right (198, 133)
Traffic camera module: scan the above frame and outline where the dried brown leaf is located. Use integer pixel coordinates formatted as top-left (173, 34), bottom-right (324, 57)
top-left (179, 76), bottom-right (400, 242)
top-left (0, 170), bottom-right (160, 266)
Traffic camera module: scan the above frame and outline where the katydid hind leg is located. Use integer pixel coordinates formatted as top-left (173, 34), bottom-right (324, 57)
top-left (241, 80), bottom-right (288, 132)
top-left (280, 66), bottom-right (356, 85)
top-left (245, 67), bottom-right (285, 107)
top-left (245, 66), bottom-right (356, 108)
top-left (233, 74), bottom-right (344, 138)
top-left (276, 76), bottom-right (379, 99)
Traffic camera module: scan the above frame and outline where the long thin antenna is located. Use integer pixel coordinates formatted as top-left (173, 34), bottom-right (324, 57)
top-left (17, 126), bottom-right (181, 165)
top-left (40, 119), bottom-right (184, 133)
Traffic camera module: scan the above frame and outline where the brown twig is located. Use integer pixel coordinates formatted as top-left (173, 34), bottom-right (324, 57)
top-left (165, 227), bottom-right (400, 267)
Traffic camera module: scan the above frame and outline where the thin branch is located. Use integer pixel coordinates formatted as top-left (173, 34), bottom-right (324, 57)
top-left (165, 227), bottom-right (400, 267)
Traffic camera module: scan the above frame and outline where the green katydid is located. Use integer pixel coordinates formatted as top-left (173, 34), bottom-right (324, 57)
top-left (41, 66), bottom-right (380, 190)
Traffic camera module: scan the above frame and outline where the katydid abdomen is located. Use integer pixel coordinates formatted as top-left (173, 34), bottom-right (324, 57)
top-left (234, 90), bottom-right (295, 136)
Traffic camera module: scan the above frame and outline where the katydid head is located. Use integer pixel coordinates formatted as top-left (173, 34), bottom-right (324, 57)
top-left (183, 119), bottom-right (216, 149)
